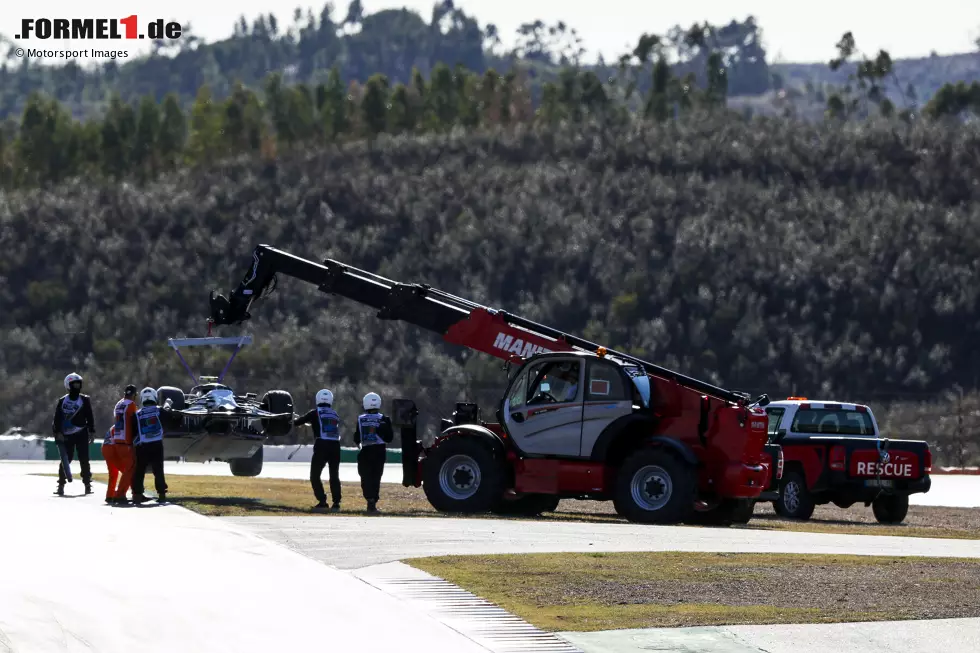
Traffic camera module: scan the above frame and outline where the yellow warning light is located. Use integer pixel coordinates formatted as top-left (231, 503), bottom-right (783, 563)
top-left (596, 347), bottom-right (607, 357)
top-left (786, 396), bottom-right (808, 401)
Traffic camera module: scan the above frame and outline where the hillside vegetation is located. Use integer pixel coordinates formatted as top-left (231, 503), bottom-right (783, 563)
top-left (1, 3), bottom-right (977, 122)
top-left (3, 109), bottom-right (980, 463)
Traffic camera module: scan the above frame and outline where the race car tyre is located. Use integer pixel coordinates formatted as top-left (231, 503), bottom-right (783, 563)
top-left (490, 493), bottom-right (561, 516)
top-left (229, 446), bottom-right (263, 477)
top-left (774, 470), bottom-right (815, 520)
top-left (613, 448), bottom-right (696, 524)
top-left (157, 386), bottom-right (186, 430)
top-left (872, 493), bottom-right (909, 524)
top-left (688, 498), bottom-right (755, 526)
top-left (260, 390), bottom-right (294, 437)
top-left (422, 437), bottom-right (504, 513)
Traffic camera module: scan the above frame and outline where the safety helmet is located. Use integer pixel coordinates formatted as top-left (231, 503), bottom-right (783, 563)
top-left (140, 387), bottom-right (158, 404)
top-left (315, 389), bottom-right (334, 406)
top-left (363, 392), bottom-right (382, 410)
top-left (64, 373), bottom-right (83, 390)
top-left (124, 384), bottom-right (137, 397)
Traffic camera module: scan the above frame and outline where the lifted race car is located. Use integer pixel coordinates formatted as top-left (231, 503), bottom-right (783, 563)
top-left (765, 397), bottom-right (932, 524)
top-left (156, 335), bottom-right (294, 476)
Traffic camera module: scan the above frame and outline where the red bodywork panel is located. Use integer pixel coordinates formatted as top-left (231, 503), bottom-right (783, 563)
top-left (512, 457), bottom-right (607, 494)
top-left (444, 307), bottom-right (571, 363)
top-left (849, 449), bottom-right (922, 479)
top-left (782, 442), bottom-right (927, 490)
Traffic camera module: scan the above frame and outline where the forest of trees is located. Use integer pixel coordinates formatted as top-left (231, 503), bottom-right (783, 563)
top-left (1, 3), bottom-right (976, 123)
top-left (0, 6), bottom-right (775, 120)
top-left (0, 26), bottom-right (976, 193)
top-left (1, 19), bottom-right (979, 464)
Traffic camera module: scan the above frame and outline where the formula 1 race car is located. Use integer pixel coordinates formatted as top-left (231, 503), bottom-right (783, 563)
top-left (156, 335), bottom-right (294, 476)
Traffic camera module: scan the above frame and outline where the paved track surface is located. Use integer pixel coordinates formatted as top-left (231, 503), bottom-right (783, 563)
top-left (222, 513), bottom-right (980, 570)
top-left (5, 461), bottom-right (979, 653)
top-left (560, 619), bottom-right (980, 653)
top-left (0, 463), bottom-right (487, 653)
top-left (9, 459), bottom-right (980, 507)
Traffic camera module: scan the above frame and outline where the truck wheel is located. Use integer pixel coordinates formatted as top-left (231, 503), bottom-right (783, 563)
top-left (229, 446), bottom-right (263, 477)
top-left (491, 493), bottom-right (561, 516)
top-left (423, 438), bottom-right (503, 513)
top-left (688, 498), bottom-right (755, 526)
top-left (261, 390), bottom-right (293, 437)
top-left (775, 471), bottom-right (815, 520)
top-left (614, 448), bottom-right (696, 524)
top-left (729, 499), bottom-right (755, 524)
top-left (872, 493), bottom-right (909, 524)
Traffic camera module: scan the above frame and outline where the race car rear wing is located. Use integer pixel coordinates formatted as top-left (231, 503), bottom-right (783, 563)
top-left (167, 335), bottom-right (253, 386)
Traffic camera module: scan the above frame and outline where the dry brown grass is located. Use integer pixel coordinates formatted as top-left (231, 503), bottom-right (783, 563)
top-left (406, 551), bottom-right (980, 631)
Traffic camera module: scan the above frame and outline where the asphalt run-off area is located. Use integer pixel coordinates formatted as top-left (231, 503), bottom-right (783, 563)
top-left (1, 460), bottom-right (978, 653)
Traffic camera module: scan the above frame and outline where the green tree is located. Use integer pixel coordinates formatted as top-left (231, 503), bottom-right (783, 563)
top-left (283, 84), bottom-right (316, 145)
top-left (644, 57), bottom-right (671, 121)
top-left (579, 71), bottom-right (609, 118)
top-left (705, 51), bottom-right (728, 107)
top-left (411, 67), bottom-right (430, 128)
top-left (387, 83), bottom-right (416, 133)
top-left (478, 69), bottom-right (500, 124)
top-left (132, 95), bottom-right (160, 179)
top-left (360, 73), bottom-right (390, 139)
top-left (16, 93), bottom-right (59, 185)
top-left (100, 94), bottom-right (136, 179)
top-left (557, 68), bottom-right (583, 122)
top-left (158, 93), bottom-right (187, 170)
top-left (538, 82), bottom-right (562, 123)
top-left (429, 63), bottom-right (457, 129)
top-left (320, 66), bottom-right (349, 140)
top-left (456, 67), bottom-right (481, 128)
top-left (186, 85), bottom-right (222, 164)
top-left (263, 72), bottom-right (291, 145)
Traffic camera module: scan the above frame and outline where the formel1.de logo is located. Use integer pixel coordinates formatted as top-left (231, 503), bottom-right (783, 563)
top-left (15, 17), bottom-right (183, 40)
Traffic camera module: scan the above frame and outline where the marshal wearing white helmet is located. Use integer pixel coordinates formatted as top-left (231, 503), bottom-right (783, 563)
top-left (51, 372), bottom-right (97, 496)
top-left (294, 388), bottom-right (344, 510)
top-left (129, 386), bottom-right (169, 503)
top-left (352, 391), bottom-right (394, 513)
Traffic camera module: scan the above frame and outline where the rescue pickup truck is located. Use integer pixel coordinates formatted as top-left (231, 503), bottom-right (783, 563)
top-left (765, 398), bottom-right (932, 524)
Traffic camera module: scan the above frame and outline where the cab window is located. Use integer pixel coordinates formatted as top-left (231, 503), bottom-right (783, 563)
top-left (791, 408), bottom-right (875, 436)
top-left (505, 367), bottom-right (529, 409)
top-left (585, 360), bottom-right (629, 401)
top-left (765, 407), bottom-right (786, 436)
top-left (527, 360), bottom-right (581, 404)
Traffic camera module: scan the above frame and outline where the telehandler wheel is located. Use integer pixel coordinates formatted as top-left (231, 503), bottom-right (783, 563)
top-left (688, 498), bottom-right (755, 526)
top-left (422, 438), bottom-right (503, 514)
top-left (872, 493), bottom-right (909, 524)
top-left (229, 446), bottom-right (263, 477)
top-left (614, 448), bottom-right (696, 524)
top-left (774, 470), bottom-right (815, 520)
top-left (491, 493), bottom-right (561, 516)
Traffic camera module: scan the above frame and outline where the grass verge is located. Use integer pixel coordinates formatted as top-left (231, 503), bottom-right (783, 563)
top-left (38, 472), bottom-right (980, 540)
top-left (404, 551), bottom-right (980, 631)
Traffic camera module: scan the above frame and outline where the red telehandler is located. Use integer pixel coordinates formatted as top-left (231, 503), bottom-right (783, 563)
top-left (207, 245), bottom-right (779, 524)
